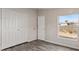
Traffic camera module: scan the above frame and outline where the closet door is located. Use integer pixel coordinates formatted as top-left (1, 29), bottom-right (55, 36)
top-left (2, 9), bottom-right (28, 49)
top-left (2, 9), bottom-right (17, 49)
top-left (15, 13), bottom-right (28, 44)
top-left (38, 16), bottom-right (45, 40)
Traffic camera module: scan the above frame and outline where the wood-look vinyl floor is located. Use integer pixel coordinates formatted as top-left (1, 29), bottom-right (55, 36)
top-left (2, 40), bottom-right (79, 51)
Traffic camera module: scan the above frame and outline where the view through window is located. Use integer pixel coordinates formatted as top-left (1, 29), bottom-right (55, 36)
top-left (58, 14), bottom-right (79, 39)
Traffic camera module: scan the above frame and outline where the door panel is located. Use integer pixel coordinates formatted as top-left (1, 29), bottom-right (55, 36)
top-left (2, 9), bottom-right (17, 49)
top-left (38, 16), bottom-right (45, 40)
top-left (2, 9), bottom-right (28, 49)
top-left (15, 13), bottom-right (28, 44)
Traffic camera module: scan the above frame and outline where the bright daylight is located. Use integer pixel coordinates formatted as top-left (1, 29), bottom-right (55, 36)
top-left (58, 14), bottom-right (79, 39)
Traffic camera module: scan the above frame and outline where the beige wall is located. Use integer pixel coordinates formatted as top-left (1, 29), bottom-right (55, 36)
top-left (2, 8), bottom-right (37, 49)
top-left (38, 8), bottom-right (79, 49)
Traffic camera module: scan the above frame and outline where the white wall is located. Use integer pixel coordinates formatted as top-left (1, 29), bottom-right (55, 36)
top-left (2, 8), bottom-right (37, 49)
top-left (38, 8), bottom-right (79, 49)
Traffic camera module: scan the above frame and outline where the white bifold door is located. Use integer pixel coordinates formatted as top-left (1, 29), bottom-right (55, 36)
top-left (38, 16), bottom-right (45, 40)
top-left (2, 9), bottom-right (28, 49)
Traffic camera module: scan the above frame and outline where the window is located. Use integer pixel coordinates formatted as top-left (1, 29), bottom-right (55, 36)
top-left (58, 14), bottom-right (79, 39)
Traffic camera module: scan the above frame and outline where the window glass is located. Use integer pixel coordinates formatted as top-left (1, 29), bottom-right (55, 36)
top-left (58, 14), bottom-right (79, 39)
